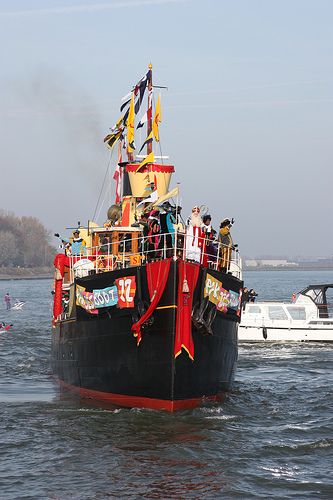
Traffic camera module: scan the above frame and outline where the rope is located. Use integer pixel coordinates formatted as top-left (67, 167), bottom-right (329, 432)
top-left (92, 149), bottom-right (114, 221)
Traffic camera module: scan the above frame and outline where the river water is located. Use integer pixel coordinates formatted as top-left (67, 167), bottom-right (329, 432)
top-left (0, 270), bottom-right (332, 499)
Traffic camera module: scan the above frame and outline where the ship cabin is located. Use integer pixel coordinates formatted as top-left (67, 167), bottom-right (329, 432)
top-left (90, 226), bottom-right (143, 271)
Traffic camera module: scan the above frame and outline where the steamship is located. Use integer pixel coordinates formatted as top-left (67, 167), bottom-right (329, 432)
top-left (51, 65), bottom-right (243, 411)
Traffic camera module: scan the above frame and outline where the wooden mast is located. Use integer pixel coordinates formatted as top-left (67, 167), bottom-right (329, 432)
top-left (147, 63), bottom-right (153, 155)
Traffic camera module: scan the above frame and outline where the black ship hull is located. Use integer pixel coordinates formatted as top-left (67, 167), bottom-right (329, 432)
top-left (52, 260), bottom-right (242, 411)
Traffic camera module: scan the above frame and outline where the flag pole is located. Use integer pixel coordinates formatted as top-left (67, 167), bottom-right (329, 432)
top-left (147, 63), bottom-right (153, 155)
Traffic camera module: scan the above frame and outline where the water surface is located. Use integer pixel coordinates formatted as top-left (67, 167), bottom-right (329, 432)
top-left (0, 272), bottom-right (332, 498)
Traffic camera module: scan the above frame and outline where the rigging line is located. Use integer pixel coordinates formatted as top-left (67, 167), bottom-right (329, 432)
top-left (95, 179), bottom-right (112, 222)
top-left (92, 149), bottom-right (114, 221)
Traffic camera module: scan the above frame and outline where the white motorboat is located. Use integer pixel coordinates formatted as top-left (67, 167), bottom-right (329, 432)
top-left (238, 284), bottom-right (333, 342)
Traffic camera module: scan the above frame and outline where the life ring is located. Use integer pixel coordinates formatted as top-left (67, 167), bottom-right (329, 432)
top-left (291, 293), bottom-right (297, 303)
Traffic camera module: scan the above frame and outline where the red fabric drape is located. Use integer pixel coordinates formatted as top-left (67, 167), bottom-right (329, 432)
top-left (54, 253), bottom-right (69, 275)
top-left (53, 253), bottom-right (69, 323)
top-left (131, 259), bottom-right (171, 345)
top-left (174, 261), bottom-right (200, 360)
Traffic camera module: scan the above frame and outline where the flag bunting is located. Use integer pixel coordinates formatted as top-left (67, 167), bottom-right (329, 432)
top-left (152, 94), bottom-right (162, 142)
top-left (139, 130), bottom-right (153, 154)
top-left (127, 93), bottom-right (135, 153)
top-left (136, 151), bottom-right (154, 172)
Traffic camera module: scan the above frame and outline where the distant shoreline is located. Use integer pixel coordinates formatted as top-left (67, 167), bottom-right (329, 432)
top-left (244, 266), bottom-right (333, 271)
top-left (0, 267), bottom-right (53, 281)
top-left (0, 275), bottom-right (52, 281)
top-left (0, 266), bottom-right (332, 281)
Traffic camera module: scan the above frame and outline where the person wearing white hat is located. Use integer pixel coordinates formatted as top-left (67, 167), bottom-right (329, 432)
top-left (185, 206), bottom-right (204, 263)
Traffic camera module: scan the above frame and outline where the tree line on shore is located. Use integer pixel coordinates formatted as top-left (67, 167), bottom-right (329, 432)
top-left (0, 210), bottom-right (55, 267)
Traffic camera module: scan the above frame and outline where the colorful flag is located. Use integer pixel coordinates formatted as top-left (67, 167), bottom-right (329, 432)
top-left (152, 94), bottom-right (162, 142)
top-left (136, 189), bottom-right (158, 208)
top-left (127, 92), bottom-right (135, 153)
top-left (134, 69), bottom-right (151, 109)
top-left (113, 115), bottom-right (124, 131)
top-left (139, 130), bottom-right (153, 154)
top-left (120, 98), bottom-right (130, 112)
top-left (104, 130), bottom-right (122, 150)
top-left (134, 77), bottom-right (148, 114)
top-left (136, 151), bottom-right (154, 172)
top-left (137, 105), bottom-right (152, 129)
top-left (113, 143), bottom-right (123, 203)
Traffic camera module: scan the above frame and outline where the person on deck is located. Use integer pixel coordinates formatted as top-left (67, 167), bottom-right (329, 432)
top-left (218, 218), bottom-right (234, 272)
top-left (249, 289), bottom-right (258, 302)
top-left (159, 202), bottom-right (177, 257)
top-left (185, 206), bottom-right (204, 263)
top-left (147, 210), bottom-right (161, 260)
top-left (241, 287), bottom-right (249, 310)
top-left (201, 214), bottom-right (217, 267)
top-left (56, 230), bottom-right (87, 256)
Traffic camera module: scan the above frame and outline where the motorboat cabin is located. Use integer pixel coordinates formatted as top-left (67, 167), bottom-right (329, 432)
top-left (238, 284), bottom-right (333, 342)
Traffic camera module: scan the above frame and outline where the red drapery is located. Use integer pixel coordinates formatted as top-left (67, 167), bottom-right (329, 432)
top-left (174, 261), bottom-right (200, 360)
top-left (131, 259), bottom-right (171, 345)
top-left (53, 253), bottom-right (69, 323)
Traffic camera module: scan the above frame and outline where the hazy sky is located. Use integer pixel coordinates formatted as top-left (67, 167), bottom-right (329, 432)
top-left (0, 0), bottom-right (332, 257)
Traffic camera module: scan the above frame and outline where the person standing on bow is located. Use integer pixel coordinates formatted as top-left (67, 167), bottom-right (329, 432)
top-left (218, 218), bottom-right (234, 272)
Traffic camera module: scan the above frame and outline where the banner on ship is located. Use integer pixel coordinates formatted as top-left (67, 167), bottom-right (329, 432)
top-left (204, 273), bottom-right (241, 314)
top-left (76, 276), bottom-right (136, 312)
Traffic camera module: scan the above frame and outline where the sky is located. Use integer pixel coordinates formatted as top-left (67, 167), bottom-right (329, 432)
top-left (0, 0), bottom-right (332, 258)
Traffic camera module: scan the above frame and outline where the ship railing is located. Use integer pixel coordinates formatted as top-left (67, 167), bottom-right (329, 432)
top-left (66, 231), bottom-right (242, 283)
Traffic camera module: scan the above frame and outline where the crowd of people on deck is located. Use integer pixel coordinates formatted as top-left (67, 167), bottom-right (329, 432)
top-left (136, 203), bottom-right (238, 270)
top-left (54, 204), bottom-right (238, 270)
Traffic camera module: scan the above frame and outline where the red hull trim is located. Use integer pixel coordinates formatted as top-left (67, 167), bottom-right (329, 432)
top-left (58, 380), bottom-right (226, 412)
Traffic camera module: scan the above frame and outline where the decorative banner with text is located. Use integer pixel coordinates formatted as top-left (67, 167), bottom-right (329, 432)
top-left (93, 286), bottom-right (118, 308)
top-left (115, 276), bottom-right (136, 308)
top-left (76, 276), bottom-right (136, 312)
top-left (204, 273), bottom-right (240, 314)
top-left (76, 284), bottom-right (98, 314)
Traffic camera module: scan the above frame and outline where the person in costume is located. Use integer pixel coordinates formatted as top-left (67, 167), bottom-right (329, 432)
top-left (147, 210), bottom-right (161, 259)
top-left (201, 214), bottom-right (217, 267)
top-left (159, 202), bottom-right (177, 256)
top-left (185, 206), bottom-right (204, 263)
top-left (55, 230), bottom-right (87, 256)
top-left (218, 218), bottom-right (234, 271)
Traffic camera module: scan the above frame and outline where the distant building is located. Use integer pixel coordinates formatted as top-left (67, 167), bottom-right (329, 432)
top-left (245, 260), bottom-right (258, 267)
top-left (245, 259), bottom-right (299, 268)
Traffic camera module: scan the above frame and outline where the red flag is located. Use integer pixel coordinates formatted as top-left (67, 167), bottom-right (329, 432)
top-left (113, 143), bottom-right (123, 204)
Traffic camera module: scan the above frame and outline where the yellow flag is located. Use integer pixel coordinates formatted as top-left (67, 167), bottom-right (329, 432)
top-left (127, 92), bottom-right (135, 153)
top-left (136, 151), bottom-right (154, 172)
top-left (152, 94), bottom-right (162, 142)
top-left (114, 115), bottom-right (123, 130)
top-left (104, 130), bottom-right (121, 150)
